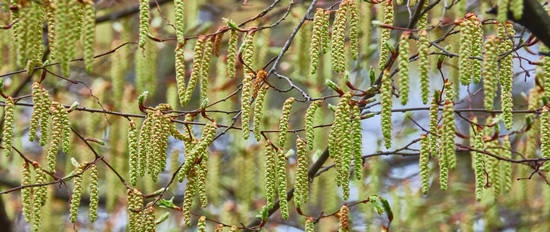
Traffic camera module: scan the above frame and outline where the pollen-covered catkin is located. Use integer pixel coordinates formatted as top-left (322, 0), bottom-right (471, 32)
top-left (241, 31), bottom-right (256, 73)
top-left (21, 162), bottom-right (33, 222)
top-left (331, 1), bottom-right (349, 73)
top-left (29, 82), bottom-right (51, 144)
top-left (419, 134), bottom-right (430, 194)
top-left (175, 44), bottom-right (186, 106)
top-left (88, 164), bottom-right (99, 222)
top-left (418, 30), bottom-right (430, 104)
top-left (226, 30), bottom-right (239, 79)
top-left (142, 206), bottom-right (156, 232)
top-left (305, 217), bottom-right (315, 232)
top-left (127, 188), bottom-right (144, 232)
top-left (349, 0), bottom-right (359, 60)
top-left (338, 204), bottom-right (350, 232)
top-left (2, 97), bottom-right (15, 156)
top-left (197, 216), bottom-right (207, 232)
top-left (46, 102), bottom-right (67, 172)
top-left (459, 17), bottom-right (473, 85)
top-left (278, 97), bottom-right (295, 148)
top-left (305, 101), bottom-right (321, 151)
top-left (483, 36), bottom-right (499, 111)
top-left (439, 98), bottom-right (455, 191)
top-left (471, 16), bottom-right (483, 84)
top-left (428, 91), bottom-right (440, 157)
top-left (295, 137), bottom-right (309, 209)
top-left (69, 166), bottom-right (84, 223)
top-left (381, 69), bottom-right (393, 148)
top-left (501, 135), bottom-right (512, 193)
top-left (253, 86), bottom-right (269, 141)
top-left (200, 37), bottom-right (214, 102)
top-left (497, 0), bottom-right (510, 23)
top-left (241, 73), bottom-right (254, 139)
top-left (398, 32), bottom-right (410, 105)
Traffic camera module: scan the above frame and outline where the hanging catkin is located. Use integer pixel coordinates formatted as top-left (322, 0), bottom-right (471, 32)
top-left (381, 69), bottom-right (393, 148)
top-left (294, 137), bottom-right (309, 209)
top-left (331, 0), bottom-right (349, 73)
top-left (309, 9), bottom-right (329, 77)
top-left (253, 86), bottom-right (269, 141)
top-left (419, 134), bottom-right (430, 194)
top-left (226, 30), bottom-right (239, 79)
top-left (82, 0), bottom-right (95, 73)
top-left (174, 0), bottom-right (185, 44)
top-left (398, 32), bottom-right (410, 105)
top-left (278, 97), bottom-right (296, 148)
top-left (379, 0), bottom-right (394, 69)
top-left (2, 97), bottom-right (15, 156)
top-left (241, 73), bottom-right (254, 139)
top-left (418, 30), bottom-right (430, 104)
top-left (498, 22), bottom-right (515, 129)
top-left (470, 118), bottom-right (485, 201)
top-left (482, 36), bottom-right (499, 111)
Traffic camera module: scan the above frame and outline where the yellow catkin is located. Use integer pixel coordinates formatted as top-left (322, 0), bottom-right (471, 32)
top-left (351, 105), bottom-right (363, 181)
top-left (69, 166), bottom-right (84, 223)
top-left (276, 149), bottom-right (289, 219)
top-left (338, 205), bottom-right (350, 232)
top-left (183, 37), bottom-right (206, 104)
top-left (21, 162), bottom-right (33, 222)
top-left (398, 32), bottom-right (410, 105)
top-left (128, 120), bottom-right (139, 185)
top-left (175, 44), bottom-right (186, 106)
top-left (264, 143), bottom-right (277, 208)
top-left (253, 86), bottom-right (269, 141)
top-left (348, 0), bottom-right (359, 60)
top-left (127, 188), bottom-right (144, 232)
top-left (174, 0), bottom-right (185, 44)
top-left (138, 0), bottom-right (150, 48)
top-left (541, 106), bottom-right (550, 170)
top-left (88, 164), bottom-right (99, 222)
top-left (309, 9), bottom-right (328, 76)
top-left (459, 16), bottom-right (473, 85)
top-left (295, 137), bottom-right (309, 209)
top-left (419, 134), bottom-right (430, 194)
top-left (305, 101), bottom-right (321, 151)
top-left (498, 22), bottom-right (515, 129)
top-left (418, 30), bottom-right (430, 104)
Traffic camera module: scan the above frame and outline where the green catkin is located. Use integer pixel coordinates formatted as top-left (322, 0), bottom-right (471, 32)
top-left (276, 149), bottom-right (289, 219)
top-left (509, 0), bottom-right (523, 20)
top-left (197, 216), bottom-right (207, 232)
top-left (241, 73), bottom-right (254, 140)
top-left (419, 134), bottom-right (430, 194)
top-left (498, 23), bottom-right (515, 129)
top-left (305, 101), bottom-right (321, 151)
top-left (226, 30), bottom-right (239, 79)
top-left (351, 105), bottom-right (363, 181)
top-left (29, 82), bottom-right (52, 145)
top-left (82, 0), bottom-right (95, 73)
top-left (305, 217), bottom-right (315, 232)
top-left (398, 32), bottom-right (410, 105)
top-left (253, 86), bottom-right (269, 141)
top-left (459, 17), bottom-right (473, 85)
top-left (128, 188), bottom-right (144, 232)
top-left (331, 1), bottom-right (349, 73)
top-left (240, 31), bottom-right (256, 73)
top-left (46, 102), bottom-right (66, 172)
top-left (32, 167), bottom-right (47, 232)
top-left (349, 0), bottom-right (359, 60)
top-left (526, 86), bottom-right (542, 158)
top-left (2, 97), bottom-right (15, 156)
top-left (418, 30), bottom-right (430, 104)
top-left (138, 115), bottom-right (153, 177)
top-left (309, 9), bottom-right (328, 76)
top-left (295, 138), bottom-right (308, 209)
top-left (142, 206), bottom-right (156, 232)
top-left (197, 156), bottom-right (208, 207)
top-left (175, 44), bottom-right (186, 106)
top-left (138, 0), bottom-right (150, 48)
top-left (264, 143), bottom-right (277, 208)
top-left (88, 164), bottom-right (99, 222)
top-left (501, 135), bottom-right (512, 193)
top-left (320, 9), bottom-right (331, 54)
top-left (24, 2), bottom-right (44, 72)
top-left (483, 36), bottom-right (499, 111)
top-left (541, 106), bottom-right (550, 171)
top-left (338, 205), bottom-right (350, 232)
top-left (470, 118), bottom-right (485, 201)
top-left (69, 167), bottom-right (84, 223)
top-left (439, 99), bottom-right (455, 191)
top-left (428, 91), bottom-right (439, 157)
top-left (379, 0), bottom-right (394, 69)
top-left (182, 171), bottom-right (196, 225)
top-left (497, 0), bottom-right (510, 23)
top-left (180, 121), bottom-right (217, 177)
top-left (444, 81), bottom-right (456, 169)
top-left (21, 162), bottom-right (33, 222)
top-left (200, 37), bottom-right (214, 102)
top-left (182, 37), bottom-right (206, 105)
top-left (174, 0), bottom-right (185, 44)
top-left (471, 16), bottom-right (483, 84)
top-left (128, 120), bottom-right (139, 185)
top-left (381, 69), bottom-right (393, 148)
top-left (278, 97), bottom-right (295, 148)
top-left (328, 93), bottom-right (351, 191)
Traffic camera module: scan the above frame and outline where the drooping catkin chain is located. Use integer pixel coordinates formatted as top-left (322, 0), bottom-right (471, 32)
top-left (418, 30), bottom-right (430, 104)
top-left (46, 102), bottom-right (70, 172)
top-left (253, 85), bottom-right (269, 141)
top-left (304, 100), bottom-right (321, 151)
top-left (309, 8), bottom-right (329, 77)
top-left (127, 188), bottom-right (144, 232)
top-left (541, 106), bottom-right (550, 171)
top-left (241, 73), bottom-right (254, 139)
top-left (294, 137), bottom-right (309, 209)
top-left (328, 93), bottom-right (352, 198)
top-left (331, 0), bottom-right (349, 73)
top-left (458, 15), bottom-right (474, 85)
top-left (338, 204), bottom-right (350, 232)
top-left (82, 0), bottom-right (95, 73)
top-left (419, 134), bottom-right (430, 194)
top-left (351, 105), bottom-right (363, 181)
top-left (226, 30), bottom-right (239, 79)
top-left (128, 120), bottom-right (139, 186)
top-left (88, 164), bottom-right (99, 222)
top-left (174, 0), bottom-right (185, 45)
top-left (69, 166), bottom-right (84, 223)
top-left (498, 22), bottom-right (515, 129)
top-left (439, 82), bottom-right (456, 191)
top-left (482, 36), bottom-right (499, 111)
top-left (138, 0), bottom-right (150, 48)
top-left (264, 143), bottom-right (277, 209)
top-left (2, 97), bottom-right (15, 156)
top-left (470, 118), bottom-right (485, 201)
top-left (379, 0), bottom-right (394, 69)
top-left (278, 97), bottom-right (295, 148)
top-left (398, 32), bottom-right (410, 105)
top-left (276, 149), bottom-right (289, 219)
top-left (31, 167), bottom-right (47, 232)
top-left (29, 82), bottom-right (52, 146)
top-left (180, 37), bottom-right (206, 105)
top-left (381, 69), bottom-right (393, 148)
